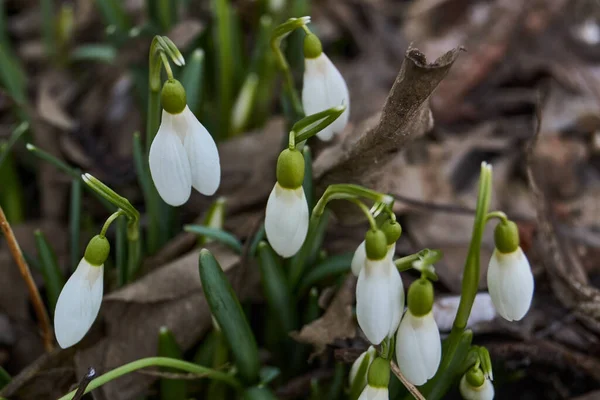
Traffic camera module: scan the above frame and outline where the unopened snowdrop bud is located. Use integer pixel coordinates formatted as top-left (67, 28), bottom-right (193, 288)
top-left (349, 346), bottom-right (376, 389)
top-left (358, 357), bottom-right (390, 400)
top-left (356, 230), bottom-right (404, 344)
top-left (460, 367), bottom-right (494, 400)
top-left (265, 149), bottom-right (309, 258)
top-left (302, 33), bottom-right (350, 141)
top-left (487, 220), bottom-right (534, 322)
top-left (396, 278), bottom-right (441, 386)
top-left (352, 221), bottom-right (399, 276)
top-left (54, 235), bottom-right (109, 348)
top-left (149, 78), bottom-right (221, 206)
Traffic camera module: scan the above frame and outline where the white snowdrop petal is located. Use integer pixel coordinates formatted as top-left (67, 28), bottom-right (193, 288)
top-left (460, 376), bottom-right (495, 400)
top-left (358, 385), bottom-right (389, 400)
top-left (149, 112), bottom-right (192, 206)
top-left (181, 107), bottom-right (221, 196)
top-left (395, 311), bottom-right (442, 386)
top-left (323, 54), bottom-right (350, 133)
top-left (265, 184), bottom-right (309, 258)
top-left (433, 293), bottom-right (496, 332)
top-left (302, 54), bottom-right (350, 141)
top-left (387, 261), bottom-right (404, 337)
top-left (54, 259), bottom-right (104, 348)
top-left (350, 346), bottom-right (376, 387)
top-left (351, 241), bottom-right (366, 276)
top-left (357, 258), bottom-right (402, 344)
top-left (487, 248), bottom-right (534, 321)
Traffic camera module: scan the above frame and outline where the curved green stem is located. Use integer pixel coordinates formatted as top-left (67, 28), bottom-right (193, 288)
top-left (100, 210), bottom-right (125, 237)
top-left (313, 184), bottom-right (394, 218)
top-left (160, 52), bottom-right (174, 80)
top-left (57, 357), bottom-right (242, 400)
top-left (485, 210), bottom-right (508, 224)
top-left (349, 199), bottom-right (377, 231)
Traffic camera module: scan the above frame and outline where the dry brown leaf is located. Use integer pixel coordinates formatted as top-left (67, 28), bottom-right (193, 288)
top-left (290, 275), bottom-right (356, 358)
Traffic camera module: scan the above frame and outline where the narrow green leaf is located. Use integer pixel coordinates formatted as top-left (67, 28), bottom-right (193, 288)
top-left (198, 249), bottom-right (260, 384)
top-left (94, 0), bottom-right (130, 34)
top-left (249, 224), bottom-right (265, 257)
top-left (193, 330), bottom-right (217, 366)
top-left (198, 197), bottom-right (226, 246)
top-left (243, 386), bottom-right (279, 400)
top-left (303, 287), bottom-right (320, 323)
top-left (327, 362), bottom-right (346, 400)
top-left (69, 175), bottom-right (82, 272)
top-left (185, 225), bottom-right (242, 254)
top-left (26, 143), bottom-right (78, 177)
top-left (212, 0), bottom-right (234, 137)
top-left (115, 216), bottom-right (127, 287)
top-left (34, 230), bottom-right (65, 312)
top-left (259, 366), bottom-right (280, 385)
top-left (40, 0), bottom-right (56, 58)
top-left (302, 145), bottom-right (313, 213)
top-left (0, 365), bottom-right (10, 389)
top-left (70, 45), bottom-right (117, 63)
top-left (158, 326), bottom-right (187, 400)
top-left (289, 209), bottom-right (330, 289)
top-left (257, 242), bottom-right (297, 333)
top-left (0, 122), bottom-right (28, 169)
top-left (298, 252), bottom-right (352, 294)
top-left (181, 49), bottom-right (205, 114)
top-left (156, 0), bottom-right (176, 31)
top-left (231, 73), bottom-right (259, 135)
top-left (206, 329), bottom-right (230, 399)
top-left (0, 142), bottom-right (25, 223)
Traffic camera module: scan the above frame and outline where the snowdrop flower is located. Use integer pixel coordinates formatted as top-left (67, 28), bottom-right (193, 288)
top-left (396, 277), bottom-right (441, 386)
top-left (358, 357), bottom-right (390, 400)
top-left (349, 346), bottom-right (376, 390)
top-left (460, 368), bottom-right (495, 400)
top-left (149, 79), bottom-right (220, 206)
top-left (356, 229), bottom-right (404, 344)
top-left (265, 148), bottom-right (309, 257)
top-left (352, 220), bottom-right (400, 276)
top-left (487, 220), bottom-right (534, 321)
top-left (302, 33), bottom-right (350, 141)
top-left (54, 235), bottom-right (109, 348)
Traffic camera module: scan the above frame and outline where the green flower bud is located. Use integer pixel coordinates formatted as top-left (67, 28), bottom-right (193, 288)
top-left (367, 357), bottom-right (390, 388)
top-left (84, 235), bottom-right (110, 266)
top-left (365, 230), bottom-right (388, 260)
top-left (465, 366), bottom-right (485, 388)
top-left (494, 220), bottom-right (519, 254)
top-left (161, 79), bottom-right (187, 114)
top-left (276, 148), bottom-right (305, 189)
top-left (303, 33), bottom-right (322, 59)
top-left (407, 277), bottom-right (434, 317)
top-left (381, 220), bottom-right (402, 245)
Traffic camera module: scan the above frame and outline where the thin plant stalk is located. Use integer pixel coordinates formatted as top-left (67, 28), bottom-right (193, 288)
top-left (57, 357), bottom-right (242, 400)
top-left (0, 205), bottom-right (54, 351)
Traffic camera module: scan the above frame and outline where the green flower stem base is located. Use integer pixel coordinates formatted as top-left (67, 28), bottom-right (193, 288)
top-left (57, 357), bottom-right (242, 400)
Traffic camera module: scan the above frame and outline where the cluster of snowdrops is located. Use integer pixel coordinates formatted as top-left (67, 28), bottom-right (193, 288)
top-left (52, 17), bottom-right (534, 400)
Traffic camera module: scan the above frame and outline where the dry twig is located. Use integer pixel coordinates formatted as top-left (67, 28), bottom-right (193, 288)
top-left (390, 361), bottom-right (425, 400)
top-left (0, 205), bottom-right (54, 351)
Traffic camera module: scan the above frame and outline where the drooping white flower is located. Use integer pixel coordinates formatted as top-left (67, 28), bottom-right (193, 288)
top-left (487, 247), bottom-right (534, 322)
top-left (351, 241), bottom-right (396, 277)
top-left (433, 293), bottom-right (496, 332)
top-left (460, 376), bottom-right (495, 400)
top-left (395, 310), bottom-right (441, 386)
top-left (54, 262), bottom-right (103, 348)
top-left (356, 256), bottom-right (404, 344)
top-left (302, 34), bottom-right (349, 141)
top-left (149, 79), bottom-right (220, 206)
top-left (265, 183), bottom-right (309, 258)
top-left (350, 346), bottom-right (376, 389)
top-left (357, 385), bottom-right (388, 400)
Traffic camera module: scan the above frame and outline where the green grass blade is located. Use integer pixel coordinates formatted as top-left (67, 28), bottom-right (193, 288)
top-left (40, 0), bottom-right (56, 58)
top-left (70, 45), bottom-right (117, 63)
top-left (298, 252), bottom-right (352, 294)
top-left (94, 0), bottom-right (131, 35)
top-left (115, 216), bottom-right (127, 287)
top-left (184, 225), bottom-right (242, 254)
top-left (34, 230), bottom-right (65, 312)
top-left (181, 49), bottom-right (205, 114)
top-left (257, 241), bottom-right (297, 333)
top-left (158, 326), bottom-right (187, 400)
top-left (0, 142), bottom-right (25, 223)
top-left (0, 122), bottom-right (28, 169)
top-left (69, 174), bottom-right (82, 272)
top-left (212, 0), bottom-right (234, 138)
top-left (198, 249), bottom-right (260, 385)
top-left (302, 145), bottom-right (313, 213)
